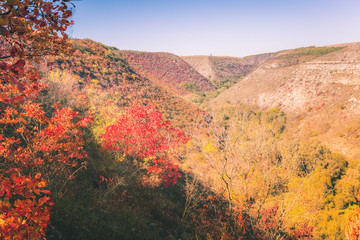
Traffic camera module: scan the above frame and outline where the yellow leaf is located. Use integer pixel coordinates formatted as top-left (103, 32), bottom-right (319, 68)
top-left (203, 142), bottom-right (217, 153)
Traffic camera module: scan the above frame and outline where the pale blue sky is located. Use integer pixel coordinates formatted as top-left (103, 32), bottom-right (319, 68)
top-left (69, 0), bottom-right (360, 57)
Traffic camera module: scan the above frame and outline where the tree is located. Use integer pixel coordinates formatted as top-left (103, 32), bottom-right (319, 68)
top-left (0, 1), bottom-right (80, 239)
top-left (0, 0), bottom-right (74, 102)
top-left (187, 104), bottom-right (318, 239)
top-left (101, 105), bottom-right (188, 187)
top-left (0, 97), bottom-right (92, 240)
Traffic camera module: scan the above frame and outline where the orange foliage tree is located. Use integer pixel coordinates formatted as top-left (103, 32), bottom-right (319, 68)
top-left (101, 105), bottom-right (189, 187)
top-left (0, 0), bottom-right (88, 239)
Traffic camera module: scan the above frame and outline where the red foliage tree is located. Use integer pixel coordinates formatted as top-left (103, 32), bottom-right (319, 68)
top-left (101, 105), bottom-right (189, 187)
top-left (0, 1), bottom-right (86, 238)
top-left (0, 100), bottom-right (92, 239)
top-left (0, 101), bottom-right (91, 177)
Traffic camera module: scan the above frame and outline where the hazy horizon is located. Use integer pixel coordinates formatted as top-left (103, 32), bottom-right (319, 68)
top-left (69, 0), bottom-right (360, 57)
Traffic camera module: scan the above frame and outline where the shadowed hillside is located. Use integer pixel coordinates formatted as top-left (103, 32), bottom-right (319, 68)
top-left (44, 40), bottom-right (360, 239)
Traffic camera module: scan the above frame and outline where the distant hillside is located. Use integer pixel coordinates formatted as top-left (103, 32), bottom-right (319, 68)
top-left (181, 53), bottom-right (279, 89)
top-left (214, 44), bottom-right (350, 112)
top-left (48, 39), bottom-right (208, 129)
top-left (118, 51), bottom-right (214, 95)
top-left (214, 43), bottom-right (360, 158)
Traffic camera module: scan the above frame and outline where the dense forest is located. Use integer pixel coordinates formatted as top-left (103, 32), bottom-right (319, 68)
top-left (1, 1), bottom-right (360, 240)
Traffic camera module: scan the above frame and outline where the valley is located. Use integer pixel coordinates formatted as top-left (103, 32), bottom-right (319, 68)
top-left (43, 39), bottom-right (360, 239)
top-left (44, 39), bottom-right (360, 239)
top-left (2, 8), bottom-right (360, 237)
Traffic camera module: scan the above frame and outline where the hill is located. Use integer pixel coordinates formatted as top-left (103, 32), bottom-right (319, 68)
top-left (213, 43), bottom-right (360, 158)
top-left (47, 39), bottom-right (208, 129)
top-left (5, 1), bottom-right (360, 238)
top-left (181, 52), bottom-right (279, 89)
top-left (118, 50), bottom-right (214, 95)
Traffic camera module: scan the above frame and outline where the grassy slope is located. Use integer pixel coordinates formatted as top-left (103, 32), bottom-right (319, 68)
top-left (181, 52), bottom-right (280, 89)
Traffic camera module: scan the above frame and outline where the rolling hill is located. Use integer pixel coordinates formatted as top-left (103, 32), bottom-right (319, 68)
top-left (48, 39), bottom-right (360, 158)
top-left (6, 1), bottom-right (360, 238)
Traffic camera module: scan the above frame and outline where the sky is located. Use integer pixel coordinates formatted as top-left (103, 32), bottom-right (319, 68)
top-left (69, 0), bottom-right (360, 57)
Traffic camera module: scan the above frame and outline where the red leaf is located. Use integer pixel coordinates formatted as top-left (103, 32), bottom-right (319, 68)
top-left (13, 59), bottom-right (25, 69)
top-left (10, 76), bottom-right (25, 92)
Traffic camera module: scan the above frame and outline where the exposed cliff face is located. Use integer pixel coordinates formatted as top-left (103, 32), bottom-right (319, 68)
top-left (298, 43), bottom-right (360, 85)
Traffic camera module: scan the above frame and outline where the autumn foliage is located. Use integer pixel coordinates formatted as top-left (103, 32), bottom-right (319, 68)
top-left (345, 190), bottom-right (360, 240)
top-left (119, 51), bottom-right (213, 94)
top-left (101, 105), bottom-right (188, 187)
top-left (0, 1), bottom-right (88, 239)
top-left (0, 169), bottom-right (53, 239)
top-left (49, 39), bottom-right (209, 130)
top-left (0, 0), bottom-right (74, 102)
top-left (0, 99), bottom-right (92, 238)
top-left (1, 1), bottom-right (357, 239)
top-left (0, 101), bottom-right (91, 173)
